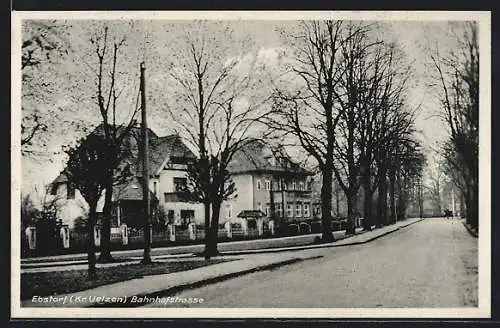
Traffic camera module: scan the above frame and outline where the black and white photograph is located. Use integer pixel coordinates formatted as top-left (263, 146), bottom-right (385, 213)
top-left (11, 11), bottom-right (491, 318)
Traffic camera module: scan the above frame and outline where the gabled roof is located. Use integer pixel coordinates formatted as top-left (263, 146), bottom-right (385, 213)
top-left (144, 134), bottom-right (196, 175)
top-left (113, 176), bottom-right (158, 202)
top-left (227, 139), bottom-right (312, 176)
top-left (50, 125), bottom-right (195, 186)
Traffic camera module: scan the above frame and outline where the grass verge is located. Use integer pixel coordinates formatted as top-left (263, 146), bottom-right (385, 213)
top-left (21, 259), bottom-right (231, 300)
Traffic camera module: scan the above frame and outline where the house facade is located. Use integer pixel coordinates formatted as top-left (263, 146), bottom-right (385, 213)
top-left (220, 140), bottom-right (315, 234)
top-left (47, 129), bottom-right (314, 239)
top-left (48, 127), bottom-right (203, 232)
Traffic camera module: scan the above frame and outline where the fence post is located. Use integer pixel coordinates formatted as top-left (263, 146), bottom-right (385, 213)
top-left (225, 221), bottom-right (232, 239)
top-left (94, 225), bottom-right (101, 247)
top-left (121, 224), bottom-right (128, 245)
top-left (168, 224), bottom-right (176, 242)
top-left (188, 223), bottom-right (196, 240)
top-left (26, 226), bottom-right (37, 250)
top-left (269, 220), bottom-right (275, 236)
top-left (60, 225), bottom-right (70, 249)
top-left (257, 218), bottom-right (264, 236)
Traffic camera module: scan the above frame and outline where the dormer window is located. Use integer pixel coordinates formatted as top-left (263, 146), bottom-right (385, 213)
top-left (173, 177), bottom-right (187, 192)
top-left (50, 183), bottom-right (58, 196)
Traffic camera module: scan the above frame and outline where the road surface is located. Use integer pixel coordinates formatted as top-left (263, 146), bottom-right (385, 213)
top-left (143, 218), bottom-right (477, 308)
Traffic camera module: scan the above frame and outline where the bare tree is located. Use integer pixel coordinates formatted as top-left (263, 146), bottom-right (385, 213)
top-left (329, 23), bottom-right (413, 234)
top-left (88, 25), bottom-right (140, 262)
top-left (264, 21), bottom-right (352, 242)
top-left (166, 21), bottom-right (267, 258)
top-left (430, 22), bottom-right (479, 229)
top-left (21, 21), bottom-right (70, 152)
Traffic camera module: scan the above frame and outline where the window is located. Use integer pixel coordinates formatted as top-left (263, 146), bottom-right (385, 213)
top-left (225, 204), bottom-right (232, 218)
top-left (173, 177), bottom-right (187, 192)
top-left (296, 203), bottom-right (302, 217)
top-left (50, 183), bottom-right (58, 196)
top-left (66, 184), bottom-right (75, 199)
top-left (153, 182), bottom-right (158, 195)
top-left (287, 204), bottom-right (293, 218)
top-left (299, 181), bottom-right (304, 191)
top-left (256, 179), bottom-right (261, 190)
top-left (292, 180), bottom-right (297, 190)
top-left (276, 204), bottom-right (283, 217)
top-left (303, 204), bottom-right (310, 217)
top-left (265, 205), bottom-right (270, 217)
top-left (280, 179), bottom-right (286, 190)
top-left (265, 180), bottom-right (271, 191)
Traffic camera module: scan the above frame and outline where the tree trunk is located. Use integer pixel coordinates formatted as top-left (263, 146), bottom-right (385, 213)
top-left (396, 176), bottom-right (406, 221)
top-left (362, 181), bottom-right (372, 231)
top-left (377, 164), bottom-right (388, 227)
top-left (207, 200), bottom-right (222, 257)
top-left (345, 191), bottom-right (356, 235)
top-left (203, 201), bottom-right (211, 260)
top-left (320, 169), bottom-right (334, 242)
top-left (87, 204), bottom-right (97, 280)
top-left (98, 180), bottom-right (113, 263)
top-left (389, 170), bottom-right (396, 224)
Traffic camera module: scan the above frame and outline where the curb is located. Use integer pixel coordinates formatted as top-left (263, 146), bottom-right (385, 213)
top-left (462, 221), bottom-right (478, 238)
top-left (22, 219), bottom-right (424, 269)
top-left (88, 255), bottom-right (323, 308)
top-left (219, 219), bottom-right (424, 256)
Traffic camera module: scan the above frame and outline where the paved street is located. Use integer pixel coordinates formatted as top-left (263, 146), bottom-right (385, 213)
top-left (143, 218), bottom-right (477, 308)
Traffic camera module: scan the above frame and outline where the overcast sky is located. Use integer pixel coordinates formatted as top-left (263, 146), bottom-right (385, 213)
top-left (19, 18), bottom-right (466, 195)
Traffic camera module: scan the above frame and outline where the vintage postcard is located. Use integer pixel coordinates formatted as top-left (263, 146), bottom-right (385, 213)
top-left (11, 10), bottom-right (491, 318)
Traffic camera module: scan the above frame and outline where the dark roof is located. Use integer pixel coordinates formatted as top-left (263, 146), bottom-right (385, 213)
top-left (113, 176), bottom-right (157, 202)
top-left (146, 135), bottom-right (196, 174)
top-left (50, 126), bottom-right (195, 186)
top-left (51, 171), bottom-right (69, 184)
top-left (237, 210), bottom-right (266, 218)
top-left (227, 139), bottom-right (311, 176)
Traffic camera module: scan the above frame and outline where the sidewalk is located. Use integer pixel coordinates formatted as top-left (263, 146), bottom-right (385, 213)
top-left (21, 229), bottom-right (349, 264)
top-left (20, 218), bottom-right (423, 307)
top-left (21, 218), bottom-right (422, 272)
top-left (21, 228), bottom-right (364, 270)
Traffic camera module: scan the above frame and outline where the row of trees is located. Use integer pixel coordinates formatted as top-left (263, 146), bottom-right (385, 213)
top-left (22, 20), bottom-right (441, 278)
top-left (430, 22), bottom-right (479, 230)
top-left (262, 21), bottom-right (425, 241)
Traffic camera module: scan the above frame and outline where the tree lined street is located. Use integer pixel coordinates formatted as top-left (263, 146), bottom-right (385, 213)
top-left (17, 16), bottom-right (484, 313)
top-left (143, 219), bottom-right (477, 308)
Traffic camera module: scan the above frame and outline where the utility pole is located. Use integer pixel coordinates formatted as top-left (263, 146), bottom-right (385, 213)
top-left (140, 62), bottom-right (152, 264)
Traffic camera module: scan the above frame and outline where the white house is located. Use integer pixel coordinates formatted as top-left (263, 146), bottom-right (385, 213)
top-left (48, 127), bottom-right (203, 232)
